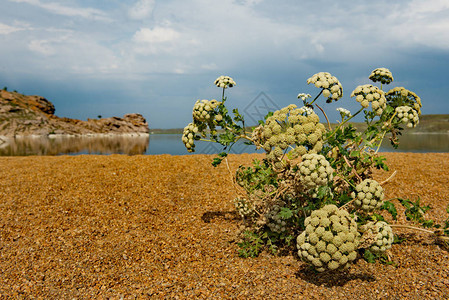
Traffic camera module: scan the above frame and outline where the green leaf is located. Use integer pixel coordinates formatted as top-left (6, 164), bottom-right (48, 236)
top-left (372, 213), bottom-right (386, 222)
top-left (382, 201), bottom-right (398, 220)
top-left (398, 197), bottom-right (436, 228)
top-left (218, 152), bottom-right (228, 158)
top-left (219, 132), bottom-right (236, 146)
top-left (421, 219), bottom-right (435, 228)
top-left (237, 230), bottom-right (264, 258)
top-left (212, 157), bottom-right (223, 167)
top-left (373, 155), bottom-right (389, 171)
top-left (316, 185), bottom-right (332, 200)
top-left (278, 207), bottom-right (293, 220)
top-left (363, 249), bottom-right (376, 263)
top-left (393, 234), bottom-right (405, 244)
top-left (232, 108), bottom-right (245, 123)
top-left (264, 111), bottom-right (274, 120)
top-left (349, 150), bottom-right (360, 158)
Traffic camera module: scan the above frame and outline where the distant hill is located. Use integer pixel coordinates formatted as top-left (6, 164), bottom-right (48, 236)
top-left (0, 90), bottom-right (149, 137)
top-left (348, 114), bottom-right (449, 134)
top-left (151, 114), bottom-right (449, 135)
top-left (411, 114), bottom-right (449, 133)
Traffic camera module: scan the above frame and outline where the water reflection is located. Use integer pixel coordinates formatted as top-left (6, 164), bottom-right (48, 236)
top-left (145, 134), bottom-right (263, 155)
top-left (0, 135), bottom-right (149, 156)
top-left (0, 132), bottom-right (447, 156)
top-left (379, 133), bottom-right (449, 152)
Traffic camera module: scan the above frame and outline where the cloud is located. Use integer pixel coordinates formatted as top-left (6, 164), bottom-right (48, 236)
top-left (234, 0), bottom-right (263, 6)
top-left (9, 0), bottom-right (110, 21)
top-left (20, 30), bottom-right (120, 76)
top-left (2, 0), bottom-right (449, 127)
top-left (128, 0), bottom-right (155, 20)
top-left (385, 0), bottom-right (449, 49)
top-left (0, 23), bottom-right (24, 34)
top-left (200, 63), bottom-right (218, 70)
top-left (28, 39), bottom-right (56, 55)
top-left (131, 26), bottom-right (182, 55)
top-left (133, 27), bottom-right (180, 44)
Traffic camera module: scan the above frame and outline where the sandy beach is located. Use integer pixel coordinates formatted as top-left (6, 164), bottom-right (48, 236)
top-left (0, 153), bottom-right (448, 298)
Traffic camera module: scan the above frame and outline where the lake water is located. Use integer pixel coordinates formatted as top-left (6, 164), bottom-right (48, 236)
top-left (0, 133), bottom-right (448, 156)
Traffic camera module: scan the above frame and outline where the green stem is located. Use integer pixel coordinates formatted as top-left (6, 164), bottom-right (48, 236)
top-left (308, 90), bottom-right (323, 106)
top-left (199, 138), bottom-right (214, 142)
top-left (326, 107), bottom-right (365, 141)
top-left (224, 126), bottom-right (252, 141)
top-left (336, 173), bottom-right (356, 189)
top-left (374, 131), bottom-right (387, 154)
top-left (369, 111), bottom-right (398, 153)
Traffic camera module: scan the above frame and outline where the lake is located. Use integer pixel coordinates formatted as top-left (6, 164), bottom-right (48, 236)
top-left (0, 133), bottom-right (448, 156)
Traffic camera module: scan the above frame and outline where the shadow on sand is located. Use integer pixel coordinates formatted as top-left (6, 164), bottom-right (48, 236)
top-left (295, 263), bottom-right (376, 287)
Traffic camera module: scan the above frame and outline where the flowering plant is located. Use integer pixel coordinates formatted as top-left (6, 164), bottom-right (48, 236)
top-left (182, 70), bottom-right (448, 272)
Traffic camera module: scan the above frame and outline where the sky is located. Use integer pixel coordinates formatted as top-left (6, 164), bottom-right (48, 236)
top-left (1, 0), bottom-right (449, 129)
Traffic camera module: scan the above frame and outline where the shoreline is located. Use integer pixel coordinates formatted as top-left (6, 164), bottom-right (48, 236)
top-left (1, 132), bottom-right (149, 139)
top-left (0, 133), bottom-right (151, 153)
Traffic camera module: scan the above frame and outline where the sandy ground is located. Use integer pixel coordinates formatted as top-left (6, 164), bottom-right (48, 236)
top-left (0, 153), bottom-right (448, 299)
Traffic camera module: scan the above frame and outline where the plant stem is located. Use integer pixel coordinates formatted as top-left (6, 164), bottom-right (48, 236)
top-left (308, 90), bottom-right (323, 106)
top-left (224, 126), bottom-right (252, 141)
top-left (224, 157), bottom-right (246, 198)
top-left (374, 130), bottom-right (387, 154)
top-left (389, 224), bottom-right (434, 234)
top-left (336, 173), bottom-right (356, 189)
top-left (315, 104), bottom-right (331, 130)
top-left (380, 170), bottom-right (397, 185)
top-left (343, 155), bottom-right (362, 181)
top-left (369, 111), bottom-right (398, 153)
top-left (326, 107), bottom-right (365, 141)
top-left (340, 198), bottom-right (356, 210)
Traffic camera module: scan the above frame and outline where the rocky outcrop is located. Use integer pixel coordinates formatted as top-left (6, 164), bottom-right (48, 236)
top-left (0, 90), bottom-right (149, 137)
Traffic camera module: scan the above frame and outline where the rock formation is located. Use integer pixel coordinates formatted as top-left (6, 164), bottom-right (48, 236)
top-left (0, 90), bottom-right (149, 137)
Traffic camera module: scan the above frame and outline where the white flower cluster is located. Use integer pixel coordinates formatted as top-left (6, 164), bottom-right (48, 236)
top-left (297, 93), bottom-right (312, 101)
top-left (351, 84), bottom-right (387, 115)
top-left (296, 154), bottom-right (334, 191)
top-left (192, 99), bottom-right (221, 123)
top-left (266, 204), bottom-right (287, 233)
top-left (336, 107), bottom-right (351, 118)
top-left (234, 197), bottom-right (254, 218)
top-left (395, 106), bottom-right (419, 128)
top-left (307, 72), bottom-right (343, 102)
top-left (297, 205), bottom-right (359, 272)
top-left (260, 105), bottom-right (326, 162)
top-left (214, 76), bottom-right (236, 89)
top-left (299, 106), bottom-right (314, 116)
top-left (182, 122), bottom-right (199, 152)
top-left (361, 221), bottom-right (394, 253)
top-left (386, 87), bottom-right (422, 116)
top-left (369, 68), bottom-right (394, 84)
top-left (351, 179), bottom-right (384, 212)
